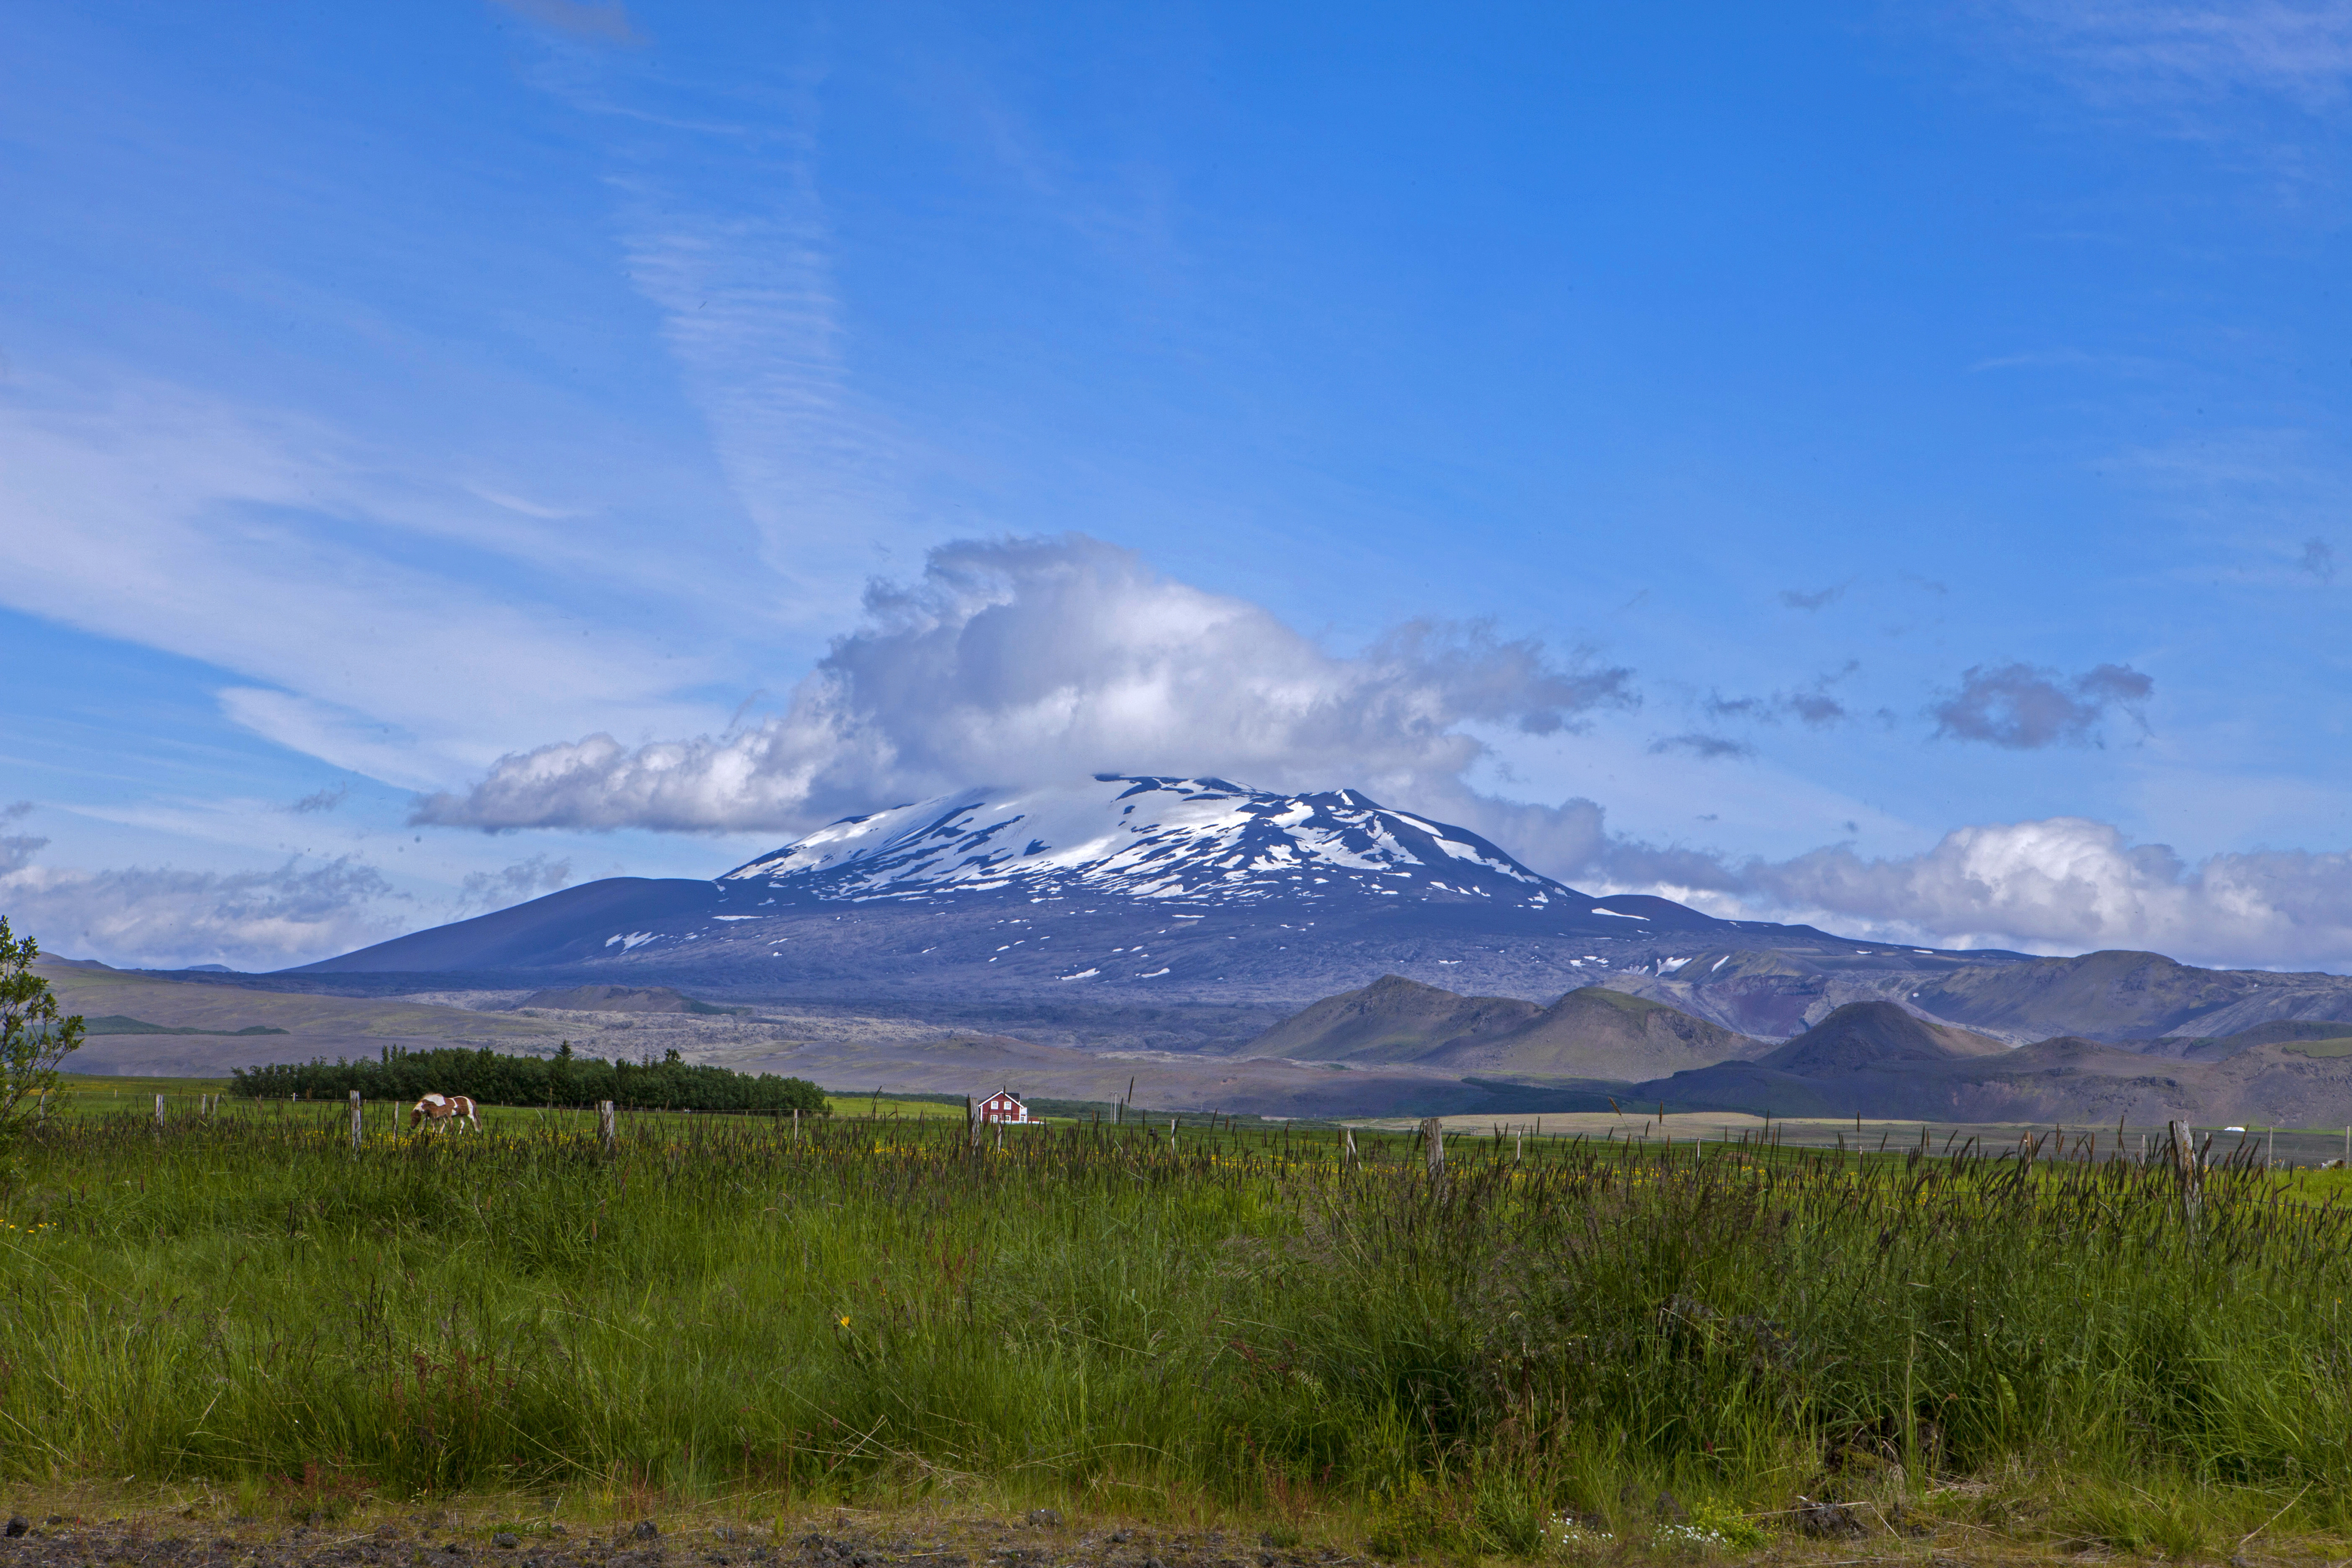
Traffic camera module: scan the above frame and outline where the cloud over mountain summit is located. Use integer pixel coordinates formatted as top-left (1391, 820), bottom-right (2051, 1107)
top-left (413, 533), bottom-right (1637, 836)
top-left (401, 533), bottom-right (2352, 974)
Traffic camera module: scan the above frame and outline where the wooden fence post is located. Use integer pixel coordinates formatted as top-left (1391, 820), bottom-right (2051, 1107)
top-left (154, 1093), bottom-right (165, 1129)
top-left (1420, 1116), bottom-right (1445, 1192)
top-left (599, 1100), bottom-right (616, 1153)
top-left (349, 1090), bottom-right (362, 1152)
top-left (2169, 1119), bottom-right (2201, 1221)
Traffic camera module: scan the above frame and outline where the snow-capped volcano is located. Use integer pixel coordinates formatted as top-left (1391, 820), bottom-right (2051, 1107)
top-left (303, 773), bottom-right (1757, 1001)
top-left (720, 775), bottom-right (1570, 908)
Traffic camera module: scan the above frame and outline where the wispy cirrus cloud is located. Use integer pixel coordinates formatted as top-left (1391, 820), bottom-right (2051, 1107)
top-left (515, 25), bottom-right (931, 622)
top-left (1969, 346), bottom-right (2167, 375)
top-left (1988, 1), bottom-right (2352, 113)
top-left (0, 374), bottom-right (724, 787)
top-left (608, 179), bottom-right (920, 615)
top-left (492, 0), bottom-right (643, 47)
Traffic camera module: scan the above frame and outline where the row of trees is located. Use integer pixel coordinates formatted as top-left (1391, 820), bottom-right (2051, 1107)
top-left (231, 1041), bottom-right (828, 1113)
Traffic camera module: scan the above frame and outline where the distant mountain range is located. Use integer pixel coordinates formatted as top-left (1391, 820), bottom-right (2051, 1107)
top-left (168, 769), bottom-right (2352, 1123)
top-left (296, 774), bottom-right (2352, 1050)
top-left (1612, 945), bottom-right (2352, 1044)
top-left (1255, 975), bottom-right (2352, 1126)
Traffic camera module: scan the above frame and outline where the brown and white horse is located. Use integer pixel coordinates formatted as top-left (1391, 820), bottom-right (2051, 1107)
top-left (409, 1092), bottom-right (479, 1133)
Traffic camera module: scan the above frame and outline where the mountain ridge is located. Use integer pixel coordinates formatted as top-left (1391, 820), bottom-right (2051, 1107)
top-left (1752, 1001), bottom-right (2010, 1074)
top-left (304, 775), bottom-right (1992, 1006)
top-left (1626, 1002), bottom-right (2352, 1125)
top-left (1246, 973), bottom-right (1773, 1082)
top-left (1607, 945), bottom-right (2352, 1043)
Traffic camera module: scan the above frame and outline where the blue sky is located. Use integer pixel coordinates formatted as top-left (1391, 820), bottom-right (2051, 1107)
top-left (4, 1), bottom-right (2351, 970)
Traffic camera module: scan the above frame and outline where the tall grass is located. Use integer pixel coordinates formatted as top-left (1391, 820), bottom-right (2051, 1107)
top-left (0, 1110), bottom-right (2347, 1551)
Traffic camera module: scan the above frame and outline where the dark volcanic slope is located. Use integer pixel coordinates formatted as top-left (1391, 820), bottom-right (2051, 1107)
top-left (300, 878), bottom-right (724, 972)
top-left (1632, 1001), bottom-right (2053, 1120)
top-left (1246, 975), bottom-right (1541, 1063)
top-left (1753, 1001), bottom-right (2009, 1074)
top-left (1424, 988), bottom-right (1764, 1081)
top-left (2134, 1019), bottom-right (2352, 1062)
top-left (1633, 1000), bottom-right (2352, 1124)
top-left (1624, 1001), bottom-right (2016, 1119)
top-left (1909, 950), bottom-right (2352, 1040)
top-left (302, 891), bottom-right (1756, 1007)
top-left (1245, 976), bottom-right (1765, 1082)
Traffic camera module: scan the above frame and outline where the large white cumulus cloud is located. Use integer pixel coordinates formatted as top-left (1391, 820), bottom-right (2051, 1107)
top-left (413, 533), bottom-right (1637, 834)
top-left (1649, 817), bottom-right (2352, 970)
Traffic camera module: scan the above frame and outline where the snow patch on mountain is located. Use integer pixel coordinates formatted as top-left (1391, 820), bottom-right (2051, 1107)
top-left (720, 775), bottom-right (1574, 908)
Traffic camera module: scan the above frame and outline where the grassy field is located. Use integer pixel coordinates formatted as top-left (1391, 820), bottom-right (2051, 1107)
top-left (42, 1073), bottom-right (240, 1107)
top-left (1, 1102), bottom-right (2349, 1560)
top-left (46, 1075), bottom-right (1268, 1135)
top-left (33, 1075), bottom-right (970, 1129)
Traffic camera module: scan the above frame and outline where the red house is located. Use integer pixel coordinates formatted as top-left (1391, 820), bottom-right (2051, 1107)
top-left (975, 1089), bottom-right (1036, 1125)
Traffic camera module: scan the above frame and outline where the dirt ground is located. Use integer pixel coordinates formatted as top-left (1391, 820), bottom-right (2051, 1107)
top-left (0, 1507), bottom-right (1381, 1568)
top-left (0, 1500), bottom-right (2343, 1568)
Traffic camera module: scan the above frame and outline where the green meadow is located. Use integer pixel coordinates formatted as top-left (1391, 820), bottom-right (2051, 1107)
top-left (2, 1095), bottom-right (2350, 1560)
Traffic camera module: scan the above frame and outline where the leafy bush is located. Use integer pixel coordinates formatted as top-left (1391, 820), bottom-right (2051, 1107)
top-left (0, 918), bottom-right (82, 1160)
